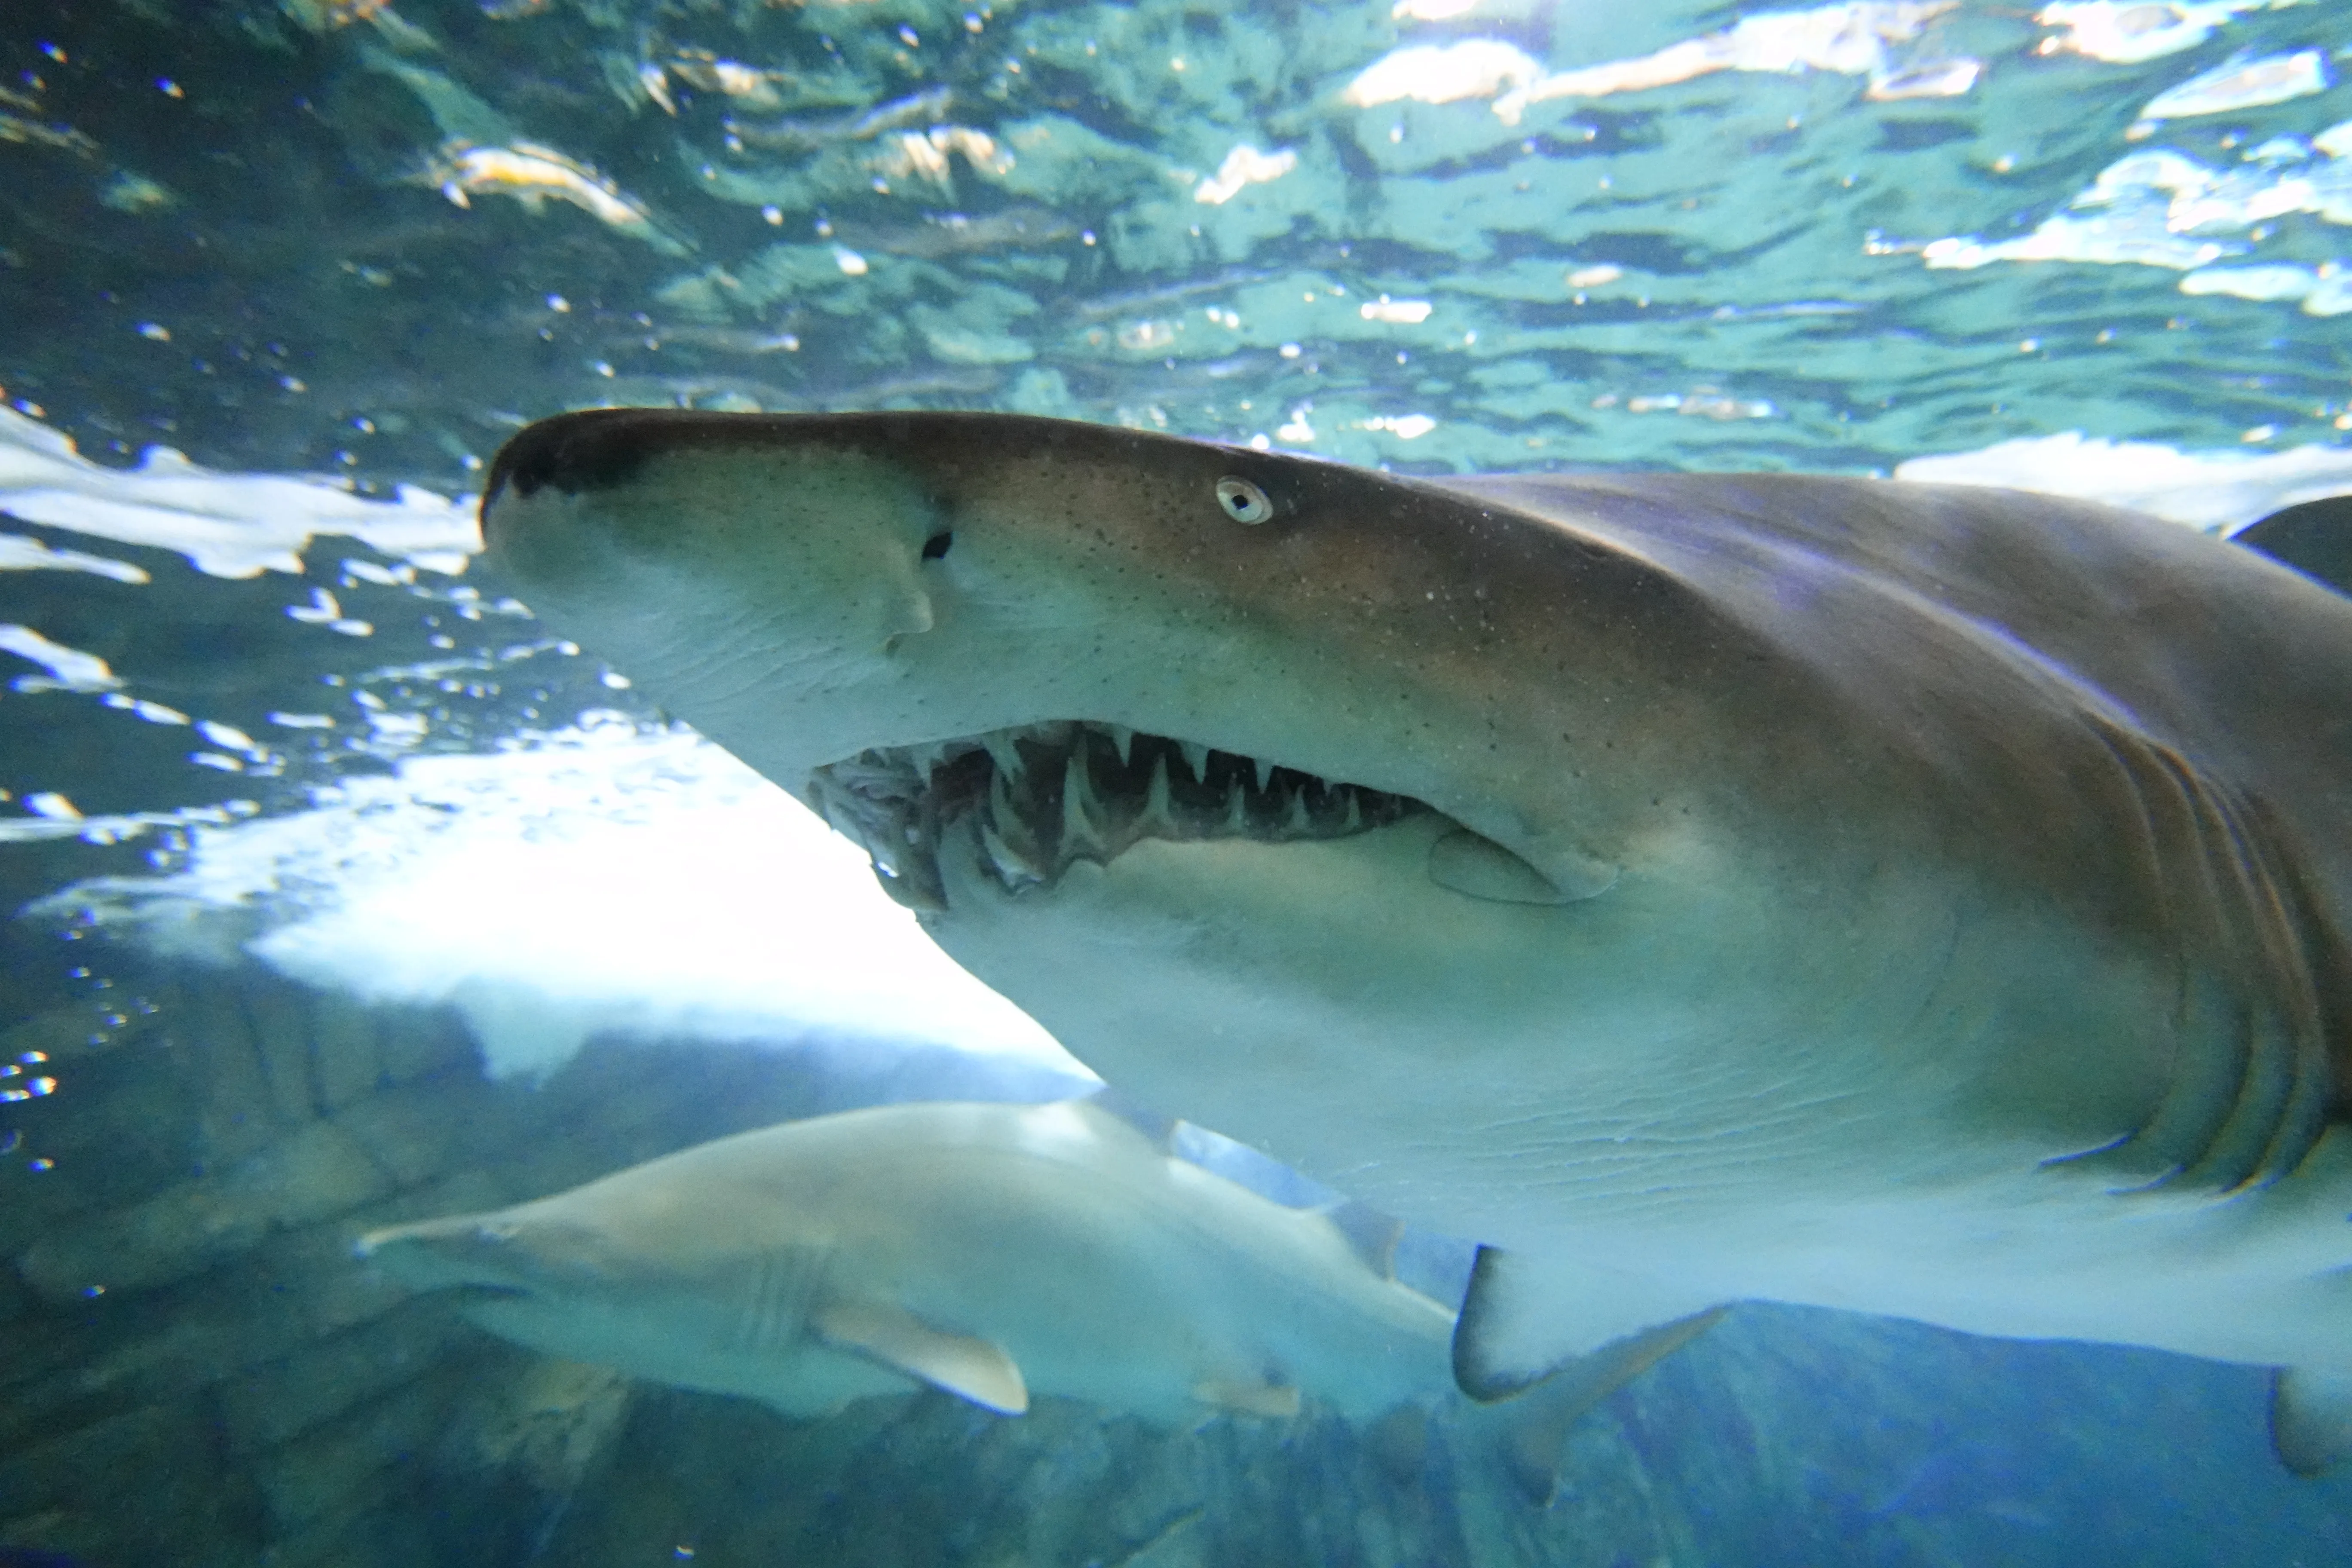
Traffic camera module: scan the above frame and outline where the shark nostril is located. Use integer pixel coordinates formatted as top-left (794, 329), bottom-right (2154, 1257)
top-left (922, 531), bottom-right (954, 560)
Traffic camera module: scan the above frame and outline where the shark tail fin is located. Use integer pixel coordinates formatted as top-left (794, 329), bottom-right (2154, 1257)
top-left (1452, 1243), bottom-right (1726, 1404)
top-left (1483, 1306), bottom-right (1726, 1507)
top-left (2272, 1366), bottom-right (2352, 1475)
top-left (2233, 494), bottom-right (2352, 597)
top-left (815, 1299), bottom-right (1029, 1415)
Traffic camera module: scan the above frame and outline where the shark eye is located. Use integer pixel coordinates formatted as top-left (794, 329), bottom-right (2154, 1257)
top-left (1215, 476), bottom-right (1274, 525)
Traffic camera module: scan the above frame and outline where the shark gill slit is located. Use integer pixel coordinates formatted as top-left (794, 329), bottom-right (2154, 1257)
top-left (737, 1246), bottom-right (824, 1355)
top-left (2055, 718), bottom-right (2336, 1194)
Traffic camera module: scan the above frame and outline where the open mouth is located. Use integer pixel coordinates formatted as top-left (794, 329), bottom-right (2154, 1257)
top-left (807, 721), bottom-right (1424, 912)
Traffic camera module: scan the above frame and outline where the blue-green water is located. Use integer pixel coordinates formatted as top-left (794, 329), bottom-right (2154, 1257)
top-left (4, 1), bottom-right (2352, 1563)
top-left (5, 0), bottom-right (2352, 482)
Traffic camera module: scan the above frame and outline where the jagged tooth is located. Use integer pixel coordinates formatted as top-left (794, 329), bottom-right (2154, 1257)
top-left (1222, 777), bottom-right (1248, 833)
top-left (1142, 753), bottom-right (1176, 833)
top-left (980, 817), bottom-right (1043, 886)
top-left (989, 762), bottom-right (1021, 828)
top-left (1254, 755), bottom-right (1274, 792)
top-left (982, 729), bottom-right (1025, 782)
top-left (1063, 750), bottom-right (1110, 854)
top-left (1179, 741), bottom-right (1210, 781)
top-left (815, 791), bottom-right (872, 852)
top-left (1342, 789), bottom-right (1363, 832)
top-left (989, 761), bottom-right (1052, 860)
top-left (1282, 787), bottom-right (1311, 834)
top-left (1106, 723), bottom-right (1135, 767)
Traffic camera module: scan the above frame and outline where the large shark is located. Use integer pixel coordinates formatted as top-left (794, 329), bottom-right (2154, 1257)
top-left (479, 409), bottom-right (2352, 1470)
top-left (360, 1096), bottom-right (1457, 1424)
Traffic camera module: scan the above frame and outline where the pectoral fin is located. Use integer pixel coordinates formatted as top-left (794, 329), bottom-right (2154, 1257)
top-left (2271, 1367), bottom-right (2352, 1475)
top-left (814, 1299), bottom-right (1029, 1415)
top-left (1453, 1244), bottom-right (1727, 1403)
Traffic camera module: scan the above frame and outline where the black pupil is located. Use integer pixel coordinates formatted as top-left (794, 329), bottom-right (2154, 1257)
top-left (922, 532), bottom-right (953, 559)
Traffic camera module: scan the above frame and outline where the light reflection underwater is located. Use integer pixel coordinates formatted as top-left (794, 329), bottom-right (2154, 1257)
top-left (6, 0), bottom-right (2352, 1562)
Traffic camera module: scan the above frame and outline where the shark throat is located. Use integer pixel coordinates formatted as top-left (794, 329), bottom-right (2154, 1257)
top-left (807, 721), bottom-right (1424, 912)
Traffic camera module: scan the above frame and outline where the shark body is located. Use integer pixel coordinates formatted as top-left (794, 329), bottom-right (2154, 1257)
top-left (480, 409), bottom-right (2352, 1468)
top-left (361, 1096), bottom-right (1456, 1423)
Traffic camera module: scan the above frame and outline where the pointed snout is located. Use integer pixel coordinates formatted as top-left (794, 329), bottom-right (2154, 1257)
top-left (480, 410), bottom-right (962, 777)
top-left (481, 407), bottom-right (683, 511)
top-left (482, 413), bottom-right (945, 637)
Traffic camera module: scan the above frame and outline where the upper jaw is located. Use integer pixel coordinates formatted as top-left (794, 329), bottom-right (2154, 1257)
top-left (806, 720), bottom-right (1425, 913)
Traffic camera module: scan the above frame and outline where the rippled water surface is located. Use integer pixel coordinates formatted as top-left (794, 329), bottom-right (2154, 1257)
top-left (4, 2), bottom-right (2352, 1565)
top-left (4, 0), bottom-right (2351, 480)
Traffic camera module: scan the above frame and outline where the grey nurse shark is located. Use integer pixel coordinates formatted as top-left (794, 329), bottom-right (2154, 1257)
top-left (361, 1096), bottom-right (1457, 1424)
top-left (479, 409), bottom-right (2352, 1471)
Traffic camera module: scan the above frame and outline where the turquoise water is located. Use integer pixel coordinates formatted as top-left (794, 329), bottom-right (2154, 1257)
top-left (4, 0), bottom-right (2350, 483)
top-left (4, 1), bottom-right (2352, 1564)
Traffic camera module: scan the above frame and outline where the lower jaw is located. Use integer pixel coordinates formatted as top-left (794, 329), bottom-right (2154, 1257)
top-left (912, 813), bottom-right (1577, 1200)
top-left (927, 806), bottom-right (1444, 924)
top-left (902, 805), bottom-right (1598, 921)
top-left (809, 722), bottom-right (1594, 916)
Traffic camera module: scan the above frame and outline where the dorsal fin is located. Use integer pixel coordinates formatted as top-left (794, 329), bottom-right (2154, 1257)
top-left (1323, 1197), bottom-right (1406, 1280)
top-left (2234, 494), bottom-right (2352, 597)
top-left (1081, 1084), bottom-right (1178, 1149)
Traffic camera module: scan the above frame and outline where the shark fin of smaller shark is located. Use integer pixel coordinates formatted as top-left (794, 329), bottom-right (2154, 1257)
top-left (2234, 495), bottom-right (2352, 598)
top-left (1192, 1376), bottom-right (1302, 1418)
top-left (815, 1299), bottom-right (1029, 1415)
top-left (2270, 1366), bottom-right (2352, 1475)
top-left (1322, 1198), bottom-right (1406, 1281)
top-left (1453, 1243), bottom-right (1727, 1404)
top-left (1079, 1084), bottom-right (1179, 1149)
top-left (1483, 1306), bottom-right (1727, 1507)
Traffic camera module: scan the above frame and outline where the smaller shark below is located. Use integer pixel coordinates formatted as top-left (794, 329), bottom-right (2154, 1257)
top-left (358, 1097), bottom-right (1458, 1425)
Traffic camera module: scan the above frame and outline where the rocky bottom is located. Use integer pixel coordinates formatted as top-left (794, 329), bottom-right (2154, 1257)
top-left (2, 956), bottom-right (2349, 1568)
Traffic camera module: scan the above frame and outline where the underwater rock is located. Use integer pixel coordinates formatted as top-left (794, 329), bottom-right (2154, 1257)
top-left (214, 1296), bottom-right (471, 1456)
top-left (17, 1118), bottom-right (394, 1302)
